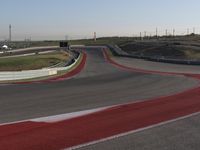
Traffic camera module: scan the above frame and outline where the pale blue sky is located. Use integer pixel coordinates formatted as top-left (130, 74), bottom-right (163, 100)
top-left (0, 0), bottom-right (200, 40)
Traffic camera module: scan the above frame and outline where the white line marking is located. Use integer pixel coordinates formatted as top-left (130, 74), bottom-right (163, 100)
top-left (64, 112), bottom-right (200, 150)
top-left (0, 106), bottom-right (109, 126)
top-left (31, 107), bottom-right (109, 123)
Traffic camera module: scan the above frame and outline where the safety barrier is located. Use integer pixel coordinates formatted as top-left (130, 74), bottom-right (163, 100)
top-left (0, 52), bottom-right (81, 81)
top-left (0, 69), bottom-right (57, 81)
top-left (108, 45), bottom-right (200, 66)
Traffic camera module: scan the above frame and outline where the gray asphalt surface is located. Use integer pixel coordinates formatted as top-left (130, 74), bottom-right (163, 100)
top-left (0, 46), bottom-right (198, 127)
top-left (113, 56), bottom-right (200, 74)
top-left (78, 113), bottom-right (200, 150)
top-left (76, 47), bottom-right (200, 150)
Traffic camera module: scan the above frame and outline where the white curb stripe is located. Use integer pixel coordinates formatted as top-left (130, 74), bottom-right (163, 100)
top-left (31, 107), bottom-right (109, 123)
top-left (0, 106), bottom-right (109, 126)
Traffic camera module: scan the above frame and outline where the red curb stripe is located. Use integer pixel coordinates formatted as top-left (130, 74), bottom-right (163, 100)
top-left (0, 86), bottom-right (200, 150)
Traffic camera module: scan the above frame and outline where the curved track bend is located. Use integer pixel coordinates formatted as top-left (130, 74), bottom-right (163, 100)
top-left (0, 46), bottom-right (199, 150)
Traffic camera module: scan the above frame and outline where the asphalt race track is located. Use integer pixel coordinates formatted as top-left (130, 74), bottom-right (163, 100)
top-left (0, 46), bottom-right (200, 150)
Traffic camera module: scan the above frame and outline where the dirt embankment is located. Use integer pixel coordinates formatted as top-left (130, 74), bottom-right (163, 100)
top-left (120, 41), bottom-right (200, 60)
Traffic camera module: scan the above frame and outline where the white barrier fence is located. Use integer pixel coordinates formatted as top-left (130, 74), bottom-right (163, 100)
top-left (0, 54), bottom-right (80, 81)
top-left (0, 69), bottom-right (57, 81)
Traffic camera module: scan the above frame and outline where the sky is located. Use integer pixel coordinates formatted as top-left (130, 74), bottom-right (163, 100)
top-left (0, 0), bottom-right (200, 41)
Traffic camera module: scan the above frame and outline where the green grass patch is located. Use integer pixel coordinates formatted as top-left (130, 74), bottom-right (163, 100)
top-left (0, 52), bottom-right (69, 71)
top-left (0, 53), bottom-right (84, 84)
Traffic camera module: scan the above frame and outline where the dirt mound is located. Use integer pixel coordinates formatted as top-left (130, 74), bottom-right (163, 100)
top-left (120, 41), bottom-right (200, 59)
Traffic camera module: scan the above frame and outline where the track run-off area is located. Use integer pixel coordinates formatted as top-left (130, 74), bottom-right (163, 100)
top-left (0, 46), bottom-right (200, 150)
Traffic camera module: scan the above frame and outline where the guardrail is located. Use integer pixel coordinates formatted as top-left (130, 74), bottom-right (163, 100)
top-left (0, 51), bottom-right (81, 81)
top-left (0, 69), bottom-right (57, 81)
top-left (107, 44), bottom-right (200, 66)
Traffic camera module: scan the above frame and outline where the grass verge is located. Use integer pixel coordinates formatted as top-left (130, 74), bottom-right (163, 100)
top-left (0, 51), bottom-right (69, 71)
top-left (0, 52), bottom-right (84, 84)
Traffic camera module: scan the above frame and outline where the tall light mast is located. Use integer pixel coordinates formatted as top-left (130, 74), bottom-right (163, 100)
top-left (94, 32), bottom-right (97, 42)
top-left (9, 24), bottom-right (12, 42)
top-left (156, 28), bottom-right (158, 37)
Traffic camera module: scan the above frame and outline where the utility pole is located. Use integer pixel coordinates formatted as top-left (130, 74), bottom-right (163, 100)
top-left (94, 32), bottom-right (97, 42)
top-left (140, 32), bottom-right (142, 40)
top-left (144, 31), bottom-right (147, 38)
top-left (187, 28), bottom-right (189, 35)
top-left (193, 27), bottom-right (195, 34)
top-left (173, 29), bottom-right (175, 37)
top-left (65, 35), bottom-right (68, 41)
top-left (165, 29), bottom-right (168, 37)
top-left (156, 28), bottom-right (158, 37)
top-left (9, 24), bottom-right (11, 42)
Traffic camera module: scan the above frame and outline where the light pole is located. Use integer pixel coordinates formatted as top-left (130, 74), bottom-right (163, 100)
top-left (9, 24), bottom-right (12, 42)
